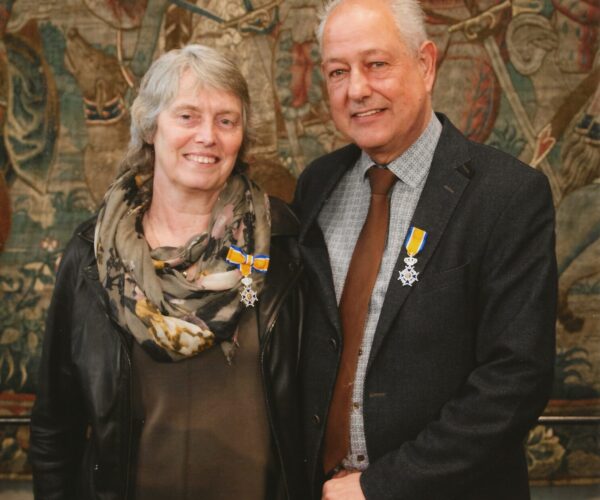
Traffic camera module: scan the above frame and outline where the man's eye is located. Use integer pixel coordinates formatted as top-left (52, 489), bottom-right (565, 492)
top-left (370, 61), bottom-right (387, 68)
top-left (328, 69), bottom-right (346, 79)
top-left (179, 114), bottom-right (191, 120)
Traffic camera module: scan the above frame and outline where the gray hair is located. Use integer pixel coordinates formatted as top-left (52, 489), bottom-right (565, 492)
top-left (123, 44), bottom-right (251, 177)
top-left (316, 0), bottom-right (428, 55)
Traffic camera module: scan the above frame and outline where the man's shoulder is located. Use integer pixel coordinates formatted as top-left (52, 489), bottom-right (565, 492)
top-left (466, 139), bottom-right (548, 188)
top-left (294, 143), bottom-right (360, 211)
top-left (437, 114), bottom-right (547, 191)
top-left (301, 143), bottom-right (360, 180)
top-left (438, 114), bottom-right (537, 174)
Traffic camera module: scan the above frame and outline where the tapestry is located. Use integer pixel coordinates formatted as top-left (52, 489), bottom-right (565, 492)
top-left (0, 0), bottom-right (598, 483)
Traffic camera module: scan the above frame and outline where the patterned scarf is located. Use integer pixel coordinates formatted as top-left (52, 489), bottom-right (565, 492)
top-left (94, 170), bottom-right (271, 363)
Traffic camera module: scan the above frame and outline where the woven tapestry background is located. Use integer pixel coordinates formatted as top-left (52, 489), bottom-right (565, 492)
top-left (0, 0), bottom-right (598, 484)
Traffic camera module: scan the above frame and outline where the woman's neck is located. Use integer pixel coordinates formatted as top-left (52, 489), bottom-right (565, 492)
top-left (143, 188), bottom-right (220, 248)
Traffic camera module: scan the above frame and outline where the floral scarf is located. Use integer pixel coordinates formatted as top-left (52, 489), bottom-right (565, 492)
top-left (94, 170), bottom-right (271, 363)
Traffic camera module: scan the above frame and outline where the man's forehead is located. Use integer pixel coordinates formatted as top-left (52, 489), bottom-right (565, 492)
top-left (321, 0), bottom-right (408, 59)
top-left (324, 0), bottom-right (394, 27)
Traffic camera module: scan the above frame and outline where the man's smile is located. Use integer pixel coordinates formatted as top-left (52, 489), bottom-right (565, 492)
top-left (351, 108), bottom-right (386, 118)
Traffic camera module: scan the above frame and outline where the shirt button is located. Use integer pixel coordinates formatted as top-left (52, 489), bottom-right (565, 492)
top-left (329, 337), bottom-right (338, 350)
top-left (358, 348), bottom-right (363, 356)
top-left (357, 455), bottom-right (365, 462)
top-left (353, 402), bottom-right (360, 410)
top-left (312, 414), bottom-right (321, 425)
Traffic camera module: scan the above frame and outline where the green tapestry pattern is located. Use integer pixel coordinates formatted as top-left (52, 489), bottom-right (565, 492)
top-left (0, 0), bottom-right (598, 483)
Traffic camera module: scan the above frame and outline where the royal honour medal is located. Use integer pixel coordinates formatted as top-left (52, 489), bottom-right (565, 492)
top-left (398, 227), bottom-right (427, 287)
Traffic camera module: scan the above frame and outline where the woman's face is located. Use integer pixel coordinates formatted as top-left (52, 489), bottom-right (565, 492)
top-left (151, 70), bottom-right (244, 199)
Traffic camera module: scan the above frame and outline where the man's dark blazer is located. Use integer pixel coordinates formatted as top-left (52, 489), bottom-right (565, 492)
top-left (294, 114), bottom-right (557, 500)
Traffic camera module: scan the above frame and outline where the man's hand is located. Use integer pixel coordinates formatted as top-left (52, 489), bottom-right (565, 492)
top-left (322, 471), bottom-right (365, 499)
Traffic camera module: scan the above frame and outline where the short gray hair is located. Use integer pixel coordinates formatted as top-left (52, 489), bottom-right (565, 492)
top-left (124, 44), bottom-right (251, 177)
top-left (316, 0), bottom-right (428, 55)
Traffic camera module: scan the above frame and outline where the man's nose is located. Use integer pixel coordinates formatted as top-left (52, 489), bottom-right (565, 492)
top-left (347, 68), bottom-right (371, 101)
top-left (194, 121), bottom-right (216, 145)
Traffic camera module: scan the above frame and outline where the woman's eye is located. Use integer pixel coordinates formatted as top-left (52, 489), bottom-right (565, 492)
top-left (219, 117), bottom-right (238, 128)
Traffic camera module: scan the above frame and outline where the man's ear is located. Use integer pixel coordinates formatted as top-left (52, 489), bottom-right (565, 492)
top-left (418, 40), bottom-right (437, 93)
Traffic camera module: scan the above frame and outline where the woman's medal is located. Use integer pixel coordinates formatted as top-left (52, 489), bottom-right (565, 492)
top-left (225, 246), bottom-right (270, 307)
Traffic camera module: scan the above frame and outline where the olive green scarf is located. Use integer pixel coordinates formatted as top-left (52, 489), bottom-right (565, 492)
top-left (94, 170), bottom-right (271, 363)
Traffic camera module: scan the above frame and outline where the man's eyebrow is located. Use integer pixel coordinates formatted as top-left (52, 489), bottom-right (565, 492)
top-left (322, 49), bottom-right (392, 65)
top-left (322, 57), bottom-right (347, 65)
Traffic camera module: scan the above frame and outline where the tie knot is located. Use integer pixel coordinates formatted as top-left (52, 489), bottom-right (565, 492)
top-left (368, 166), bottom-right (396, 195)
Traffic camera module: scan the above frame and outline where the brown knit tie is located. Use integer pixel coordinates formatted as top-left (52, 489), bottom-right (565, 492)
top-left (323, 166), bottom-right (397, 474)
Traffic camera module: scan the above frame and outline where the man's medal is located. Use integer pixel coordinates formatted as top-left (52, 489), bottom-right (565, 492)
top-left (398, 226), bottom-right (427, 287)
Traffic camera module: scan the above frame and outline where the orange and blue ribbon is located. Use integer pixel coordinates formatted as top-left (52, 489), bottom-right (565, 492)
top-left (404, 226), bottom-right (427, 257)
top-left (225, 245), bottom-right (270, 277)
top-left (398, 226), bottom-right (427, 287)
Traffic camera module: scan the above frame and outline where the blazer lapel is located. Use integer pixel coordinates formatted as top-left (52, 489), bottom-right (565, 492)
top-left (367, 117), bottom-right (473, 370)
top-left (299, 145), bottom-right (362, 337)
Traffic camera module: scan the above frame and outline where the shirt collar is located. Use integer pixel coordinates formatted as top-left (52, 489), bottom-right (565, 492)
top-left (357, 113), bottom-right (442, 188)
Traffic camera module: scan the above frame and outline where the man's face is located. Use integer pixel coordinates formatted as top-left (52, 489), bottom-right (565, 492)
top-left (321, 0), bottom-right (437, 164)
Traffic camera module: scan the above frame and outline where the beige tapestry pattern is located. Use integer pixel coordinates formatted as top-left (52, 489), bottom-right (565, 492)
top-left (0, 0), bottom-right (598, 483)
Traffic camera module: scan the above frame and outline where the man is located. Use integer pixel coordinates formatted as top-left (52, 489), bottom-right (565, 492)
top-left (293, 0), bottom-right (557, 499)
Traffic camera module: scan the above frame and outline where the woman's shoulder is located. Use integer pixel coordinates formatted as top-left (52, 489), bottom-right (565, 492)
top-left (73, 215), bottom-right (97, 241)
top-left (59, 215), bottom-right (97, 269)
top-left (269, 196), bottom-right (299, 238)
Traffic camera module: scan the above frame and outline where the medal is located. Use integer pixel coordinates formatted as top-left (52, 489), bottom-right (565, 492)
top-left (225, 246), bottom-right (270, 307)
top-left (398, 226), bottom-right (427, 287)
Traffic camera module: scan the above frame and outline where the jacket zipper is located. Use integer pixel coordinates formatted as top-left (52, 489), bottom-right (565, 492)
top-left (110, 319), bottom-right (134, 500)
top-left (84, 269), bottom-right (134, 499)
top-left (259, 261), bottom-right (303, 499)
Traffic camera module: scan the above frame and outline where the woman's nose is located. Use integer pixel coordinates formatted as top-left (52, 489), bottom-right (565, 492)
top-left (194, 122), bottom-right (216, 145)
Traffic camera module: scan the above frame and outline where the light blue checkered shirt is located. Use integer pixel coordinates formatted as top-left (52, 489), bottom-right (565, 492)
top-left (318, 114), bottom-right (442, 470)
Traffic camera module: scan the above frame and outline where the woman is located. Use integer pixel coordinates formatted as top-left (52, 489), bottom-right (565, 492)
top-left (30, 45), bottom-right (304, 500)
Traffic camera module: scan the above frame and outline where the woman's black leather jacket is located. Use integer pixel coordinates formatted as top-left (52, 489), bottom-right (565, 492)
top-left (30, 198), bottom-right (305, 500)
